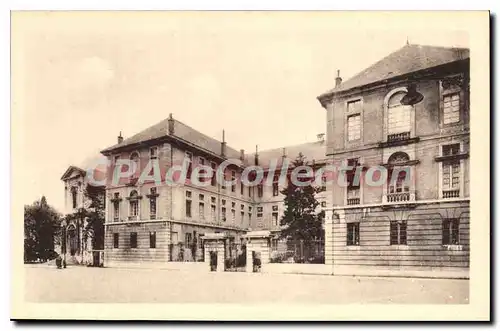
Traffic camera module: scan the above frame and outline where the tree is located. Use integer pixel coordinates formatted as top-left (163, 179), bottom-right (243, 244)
top-left (24, 196), bottom-right (61, 262)
top-left (279, 153), bottom-right (325, 241)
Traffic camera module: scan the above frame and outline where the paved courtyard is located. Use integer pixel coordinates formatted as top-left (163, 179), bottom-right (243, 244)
top-left (24, 265), bottom-right (469, 304)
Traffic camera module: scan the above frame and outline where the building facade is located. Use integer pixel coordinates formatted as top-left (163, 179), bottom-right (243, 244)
top-left (318, 44), bottom-right (470, 276)
top-left (98, 115), bottom-right (327, 267)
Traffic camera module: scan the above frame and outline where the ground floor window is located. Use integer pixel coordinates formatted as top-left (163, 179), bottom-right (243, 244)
top-left (113, 233), bottom-right (119, 248)
top-left (130, 232), bottom-right (138, 248)
top-left (390, 221), bottom-right (407, 245)
top-left (346, 222), bottom-right (360, 246)
top-left (442, 218), bottom-right (460, 245)
top-left (150, 232), bottom-right (156, 248)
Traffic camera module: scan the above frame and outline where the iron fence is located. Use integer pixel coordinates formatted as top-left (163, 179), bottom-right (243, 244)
top-left (224, 243), bottom-right (247, 271)
top-left (270, 239), bottom-right (325, 264)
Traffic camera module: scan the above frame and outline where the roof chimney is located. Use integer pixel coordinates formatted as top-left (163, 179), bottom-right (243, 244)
top-left (335, 70), bottom-right (342, 88)
top-left (254, 145), bottom-right (259, 166)
top-left (117, 131), bottom-right (123, 144)
top-left (240, 149), bottom-right (245, 161)
top-left (168, 113), bottom-right (175, 135)
top-left (221, 130), bottom-right (227, 157)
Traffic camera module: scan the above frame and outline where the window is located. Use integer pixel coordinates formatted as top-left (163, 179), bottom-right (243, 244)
top-left (211, 196), bottom-right (216, 204)
top-left (241, 204), bottom-right (245, 210)
top-left (347, 99), bottom-right (362, 113)
top-left (443, 143), bottom-right (461, 156)
top-left (442, 161), bottom-right (460, 198)
top-left (442, 218), bottom-right (460, 245)
top-left (257, 185), bottom-right (263, 198)
top-left (198, 157), bottom-right (207, 182)
top-left (129, 190), bottom-right (139, 219)
top-left (149, 232), bottom-right (156, 248)
top-left (272, 212), bottom-right (278, 227)
top-left (185, 152), bottom-right (193, 179)
top-left (199, 202), bottom-right (205, 220)
top-left (231, 171), bottom-right (236, 192)
top-left (211, 162), bottom-right (217, 186)
top-left (387, 92), bottom-right (411, 136)
top-left (272, 175), bottom-right (279, 196)
top-left (346, 158), bottom-right (361, 205)
top-left (150, 147), bottom-right (158, 159)
top-left (240, 182), bottom-right (244, 195)
top-left (257, 207), bottom-right (263, 218)
top-left (221, 207), bottom-right (226, 221)
top-left (185, 191), bottom-right (192, 218)
top-left (113, 192), bottom-right (120, 222)
top-left (113, 233), bottom-right (119, 248)
top-left (185, 233), bottom-right (192, 246)
top-left (346, 223), bottom-right (360, 246)
top-left (130, 152), bottom-right (140, 179)
top-left (199, 194), bottom-right (204, 201)
top-left (211, 204), bottom-right (216, 222)
top-left (71, 187), bottom-right (78, 209)
top-left (321, 201), bottom-right (327, 208)
top-left (347, 114), bottom-right (361, 141)
top-left (248, 186), bottom-right (252, 197)
top-left (222, 199), bottom-right (226, 206)
top-left (114, 155), bottom-right (120, 165)
top-left (149, 188), bottom-right (157, 219)
top-left (390, 221), bottom-right (407, 245)
top-left (321, 174), bottom-right (327, 192)
top-left (186, 200), bottom-right (192, 218)
top-left (241, 211), bottom-right (245, 223)
top-left (443, 93), bottom-right (460, 124)
top-left (231, 209), bottom-right (235, 222)
top-left (272, 205), bottom-right (278, 212)
top-left (130, 232), bottom-right (137, 248)
top-left (387, 153), bottom-right (411, 199)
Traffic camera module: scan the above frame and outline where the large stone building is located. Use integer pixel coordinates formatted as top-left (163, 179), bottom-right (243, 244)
top-left (97, 115), bottom-right (327, 267)
top-left (318, 44), bottom-right (470, 276)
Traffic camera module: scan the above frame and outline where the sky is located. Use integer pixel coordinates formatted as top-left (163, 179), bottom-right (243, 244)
top-left (12, 12), bottom-right (470, 213)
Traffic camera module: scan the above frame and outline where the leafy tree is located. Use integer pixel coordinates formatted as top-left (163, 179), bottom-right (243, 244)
top-left (24, 196), bottom-right (61, 262)
top-left (279, 153), bottom-right (325, 241)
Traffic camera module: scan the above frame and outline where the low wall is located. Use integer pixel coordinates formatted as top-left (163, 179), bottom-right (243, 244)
top-left (261, 263), bottom-right (333, 275)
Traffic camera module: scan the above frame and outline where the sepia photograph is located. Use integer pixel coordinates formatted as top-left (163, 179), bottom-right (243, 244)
top-left (10, 10), bottom-right (490, 321)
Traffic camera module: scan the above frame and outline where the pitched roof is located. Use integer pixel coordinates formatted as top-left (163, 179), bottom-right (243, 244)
top-left (247, 140), bottom-right (327, 169)
top-left (61, 154), bottom-right (108, 184)
top-left (319, 44), bottom-right (470, 98)
top-left (101, 117), bottom-right (241, 160)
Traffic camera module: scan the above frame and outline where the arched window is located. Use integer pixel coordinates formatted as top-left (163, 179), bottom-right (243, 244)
top-left (129, 190), bottom-right (139, 219)
top-left (387, 152), bottom-right (411, 196)
top-left (387, 91), bottom-right (412, 140)
top-left (71, 187), bottom-right (78, 209)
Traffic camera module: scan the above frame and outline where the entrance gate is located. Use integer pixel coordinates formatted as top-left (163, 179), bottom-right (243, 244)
top-left (224, 242), bottom-right (246, 272)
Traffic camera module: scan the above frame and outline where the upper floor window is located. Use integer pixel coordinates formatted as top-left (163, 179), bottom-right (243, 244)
top-left (130, 152), bottom-right (140, 178)
top-left (129, 190), bottom-right (139, 219)
top-left (257, 184), bottom-right (263, 198)
top-left (149, 187), bottom-right (157, 219)
top-left (443, 143), bottom-right (461, 156)
top-left (347, 99), bottom-right (362, 113)
top-left (231, 171), bottom-right (236, 192)
top-left (346, 158), bottom-right (360, 205)
top-left (386, 152), bottom-right (412, 203)
top-left (185, 190), bottom-right (192, 218)
top-left (273, 175), bottom-right (279, 196)
top-left (257, 207), bottom-right (263, 218)
top-left (150, 147), bottom-right (158, 159)
top-left (185, 152), bottom-right (193, 179)
top-left (387, 92), bottom-right (412, 137)
top-left (71, 187), bottom-right (77, 209)
top-left (210, 162), bottom-right (217, 186)
top-left (347, 114), bottom-right (361, 141)
top-left (443, 93), bottom-right (460, 124)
